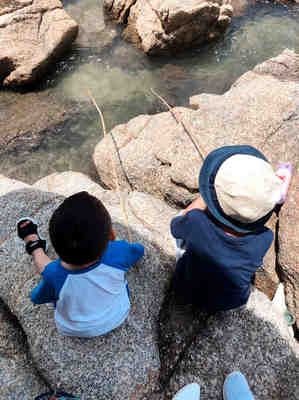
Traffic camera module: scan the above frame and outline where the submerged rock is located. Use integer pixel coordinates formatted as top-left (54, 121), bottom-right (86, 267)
top-left (104, 0), bottom-right (233, 55)
top-left (0, 0), bottom-right (78, 86)
top-left (64, 0), bottom-right (118, 51)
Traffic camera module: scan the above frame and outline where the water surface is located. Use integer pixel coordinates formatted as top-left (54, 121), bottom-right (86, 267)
top-left (1, 0), bottom-right (299, 183)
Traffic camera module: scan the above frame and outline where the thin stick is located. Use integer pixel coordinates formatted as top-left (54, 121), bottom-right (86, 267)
top-left (144, 0), bottom-right (163, 25)
top-left (150, 88), bottom-right (206, 162)
top-left (88, 90), bottom-right (132, 244)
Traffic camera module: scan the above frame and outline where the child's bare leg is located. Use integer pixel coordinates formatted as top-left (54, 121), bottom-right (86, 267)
top-left (20, 221), bottom-right (52, 274)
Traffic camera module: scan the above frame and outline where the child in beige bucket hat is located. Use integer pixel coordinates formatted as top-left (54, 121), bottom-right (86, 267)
top-left (170, 145), bottom-right (292, 312)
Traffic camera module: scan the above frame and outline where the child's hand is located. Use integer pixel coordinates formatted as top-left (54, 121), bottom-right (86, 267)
top-left (110, 228), bottom-right (116, 241)
top-left (183, 196), bottom-right (206, 215)
top-left (275, 162), bottom-right (293, 204)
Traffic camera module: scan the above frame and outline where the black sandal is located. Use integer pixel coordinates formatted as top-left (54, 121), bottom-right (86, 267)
top-left (17, 217), bottom-right (47, 255)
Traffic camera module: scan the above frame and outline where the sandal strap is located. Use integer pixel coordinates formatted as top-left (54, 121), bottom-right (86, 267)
top-left (17, 219), bottom-right (37, 240)
top-left (25, 239), bottom-right (47, 255)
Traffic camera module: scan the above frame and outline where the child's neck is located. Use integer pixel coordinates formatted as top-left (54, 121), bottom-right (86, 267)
top-left (205, 210), bottom-right (247, 237)
top-left (61, 259), bottom-right (99, 271)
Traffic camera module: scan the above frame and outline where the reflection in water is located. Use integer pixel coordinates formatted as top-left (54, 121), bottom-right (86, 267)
top-left (1, 1), bottom-right (299, 183)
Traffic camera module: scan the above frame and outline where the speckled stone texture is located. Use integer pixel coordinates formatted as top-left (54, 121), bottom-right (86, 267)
top-left (0, 300), bottom-right (49, 398)
top-left (165, 289), bottom-right (299, 400)
top-left (1, 173), bottom-right (299, 399)
top-left (0, 173), bottom-right (177, 399)
top-left (0, 0), bottom-right (78, 86)
top-left (278, 174), bottom-right (299, 333)
top-left (104, 0), bottom-right (232, 55)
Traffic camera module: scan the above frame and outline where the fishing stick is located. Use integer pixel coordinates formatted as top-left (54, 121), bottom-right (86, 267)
top-left (88, 90), bottom-right (132, 244)
top-left (150, 88), bottom-right (206, 162)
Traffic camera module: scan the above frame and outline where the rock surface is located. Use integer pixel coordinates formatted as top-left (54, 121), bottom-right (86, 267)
top-left (104, 0), bottom-right (233, 55)
top-left (0, 172), bottom-right (299, 400)
top-left (0, 300), bottom-right (49, 398)
top-left (0, 173), bottom-right (177, 399)
top-left (0, 0), bottom-right (78, 86)
top-left (278, 174), bottom-right (299, 334)
top-left (94, 48), bottom-right (299, 331)
top-left (164, 289), bottom-right (299, 400)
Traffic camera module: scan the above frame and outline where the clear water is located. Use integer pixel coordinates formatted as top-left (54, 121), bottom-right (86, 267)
top-left (1, 0), bottom-right (299, 184)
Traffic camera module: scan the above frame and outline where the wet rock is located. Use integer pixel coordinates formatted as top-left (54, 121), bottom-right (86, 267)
top-left (64, 0), bottom-right (117, 51)
top-left (105, 0), bottom-right (233, 55)
top-left (0, 173), bottom-right (176, 399)
top-left (0, 90), bottom-right (70, 154)
top-left (0, 0), bottom-right (78, 86)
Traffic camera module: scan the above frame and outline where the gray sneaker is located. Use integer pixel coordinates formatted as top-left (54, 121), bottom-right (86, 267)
top-left (223, 372), bottom-right (255, 400)
top-left (173, 383), bottom-right (200, 400)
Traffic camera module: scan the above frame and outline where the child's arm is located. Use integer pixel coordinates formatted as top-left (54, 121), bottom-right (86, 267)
top-left (171, 196), bottom-right (206, 240)
top-left (126, 243), bottom-right (144, 267)
top-left (31, 248), bottom-right (53, 274)
top-left (31, 277), bottom-right (55, 304)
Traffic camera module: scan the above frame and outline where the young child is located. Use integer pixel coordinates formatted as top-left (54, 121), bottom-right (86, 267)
top-left (171, 145), bottom-right (292, 313)
top-left (17, 191), bottom-right (144, 337)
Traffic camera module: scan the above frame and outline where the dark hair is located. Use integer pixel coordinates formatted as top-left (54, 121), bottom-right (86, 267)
top-left (49, 191), bottom-right (112, 265)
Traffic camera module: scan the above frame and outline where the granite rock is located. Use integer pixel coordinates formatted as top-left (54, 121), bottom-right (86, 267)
top-left (0, 0), bottom-right (78, 86)
top-left (164, 289), bottom-right (299, 400)
top-left (278, 174), bottom-right (299, 333)
top-left (0, 300), bottom-right (49, 399)
top-left (0, 172), bottom-right (299, 399)
top-left (105, 0), bottom-right (232, 55)
top-left (0, 173), bottom-right (176, 399)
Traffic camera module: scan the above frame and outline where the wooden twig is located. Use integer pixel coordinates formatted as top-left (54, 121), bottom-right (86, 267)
top-left (88, 89), bottom-right (132, 244)
top-left (150, 88), bottom-right (206, 162)
top-left (144, 0), bottom-right (163, 25)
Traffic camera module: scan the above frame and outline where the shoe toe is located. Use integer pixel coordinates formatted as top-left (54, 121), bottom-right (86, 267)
top-left (173, 383), bottom-right (200, 400)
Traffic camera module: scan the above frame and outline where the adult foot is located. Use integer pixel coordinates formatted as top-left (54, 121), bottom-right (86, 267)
top-left (172, 383), bottom-right (200, 400)
top-left (223, 371), bottom-right (255, 400)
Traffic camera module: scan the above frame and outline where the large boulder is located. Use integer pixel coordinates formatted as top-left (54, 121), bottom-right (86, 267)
top-left (104, 0), bottom-right (233, 55)
top-left (93, 48), bottom-right (299, 330)
top-left (163, 289), bottom-right (299, 400)
top-left (0, 172), bottom-right (299, 399)
top-left (0, 299), bottom-right (49, 398)
top-left (0, 0), bottom-right (78, 86)
top-left (0, 173), bottom-right (176, 399)
top-left (278, 174), bottom-right (299, 334)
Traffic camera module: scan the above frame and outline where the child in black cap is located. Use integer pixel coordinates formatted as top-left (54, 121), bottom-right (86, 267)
top-left (170, 145), bottom-right (292, 312)
top-left (17, 191), bottom-right (144, 337)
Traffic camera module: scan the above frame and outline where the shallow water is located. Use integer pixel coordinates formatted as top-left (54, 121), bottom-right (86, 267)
top-left (1, 0), bottom-right (299, 183)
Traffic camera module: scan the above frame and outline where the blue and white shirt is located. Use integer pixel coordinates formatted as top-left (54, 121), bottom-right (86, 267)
top-left (30, 240), bottom-right (144, 337)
